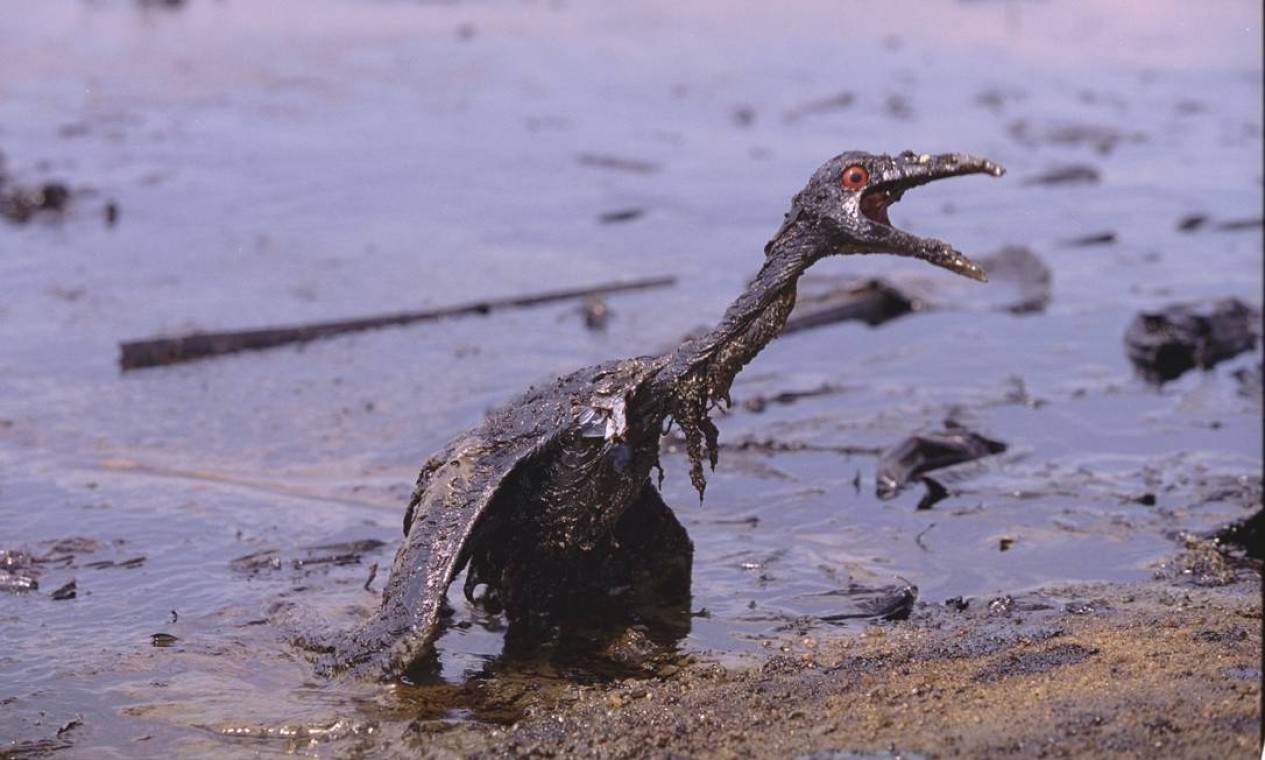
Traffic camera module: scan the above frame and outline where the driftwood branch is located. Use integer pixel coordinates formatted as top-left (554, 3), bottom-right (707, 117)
top-left (781, 279), bottom-right (916, 334)
top-left (119, 275), bottom-right (676, 371)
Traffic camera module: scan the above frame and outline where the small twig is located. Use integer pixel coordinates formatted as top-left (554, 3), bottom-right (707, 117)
top-left (119, 275), bottom-right (676, 371)
top-left (915, 522), bottom-right (936, 551)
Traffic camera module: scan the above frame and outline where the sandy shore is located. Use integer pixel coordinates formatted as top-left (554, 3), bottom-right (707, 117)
top-left (314, 539), bottom-right (1260, 759)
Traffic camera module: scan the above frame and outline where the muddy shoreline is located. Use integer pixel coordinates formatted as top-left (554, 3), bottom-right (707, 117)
top-left (219, 541), bottom-right (1260, 759)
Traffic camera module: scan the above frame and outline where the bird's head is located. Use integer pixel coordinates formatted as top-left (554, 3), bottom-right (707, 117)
top-left (766, 150), bottom-right (1005, 282)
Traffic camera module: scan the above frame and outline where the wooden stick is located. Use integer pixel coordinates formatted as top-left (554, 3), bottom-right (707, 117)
top-left (781, 279), bottom-right (915, 335)
top-left (119, 275), bottom-right (676, 371)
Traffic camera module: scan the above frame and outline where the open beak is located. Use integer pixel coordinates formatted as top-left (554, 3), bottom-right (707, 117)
top-left (859, 153), bottom-right (1005, 283)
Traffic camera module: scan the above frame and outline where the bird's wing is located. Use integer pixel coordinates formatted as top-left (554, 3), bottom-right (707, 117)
top-left (319, 426), bottom-right (550, 680)
top-left (317, 357), bottom-right (653, 680)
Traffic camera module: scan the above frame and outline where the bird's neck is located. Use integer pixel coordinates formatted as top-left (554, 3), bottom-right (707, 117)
top-left (665, 229), bottom-right (815, 400)
top-left (652, 227), bottom-right (818, 496)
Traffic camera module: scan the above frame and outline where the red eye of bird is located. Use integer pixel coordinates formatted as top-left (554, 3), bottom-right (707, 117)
top-left (840, 165), bottom-right (869, 191)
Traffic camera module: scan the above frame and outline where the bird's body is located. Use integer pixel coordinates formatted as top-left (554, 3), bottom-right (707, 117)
top-left (319, 150), bottom-right (1005, 679)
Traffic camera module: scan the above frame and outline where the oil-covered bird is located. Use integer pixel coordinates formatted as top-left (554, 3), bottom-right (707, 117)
top-left (319, 150), bottom-right (1005, 679)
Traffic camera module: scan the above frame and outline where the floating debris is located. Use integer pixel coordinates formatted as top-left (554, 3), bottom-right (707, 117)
top-left (819, 581), bottom-right (918, 622)
top-left (1060, 231), bottom-right (1116, 247)
top-left (581, 297), bottom-right (611, 331)
top-left (576, 153), bottom-right (660, 174)
top-left (1, 548), bottom-right (39, 591)
top-left (1176, 213), bottom-right (1209, 232)
top-left (1007, 118), bottom-right (1145, 154)
top-left (1124, 298), bottom-right (1260, 384)
top-left (1216, 218), bottom-right (1263, 231)
top-left (0, 180), bottom-right (71, 223)
top-left (597, 208), bottom-right (645, 225)
top-left (1023, 164), bottom-right (1100, 186)
top-left (730, 105), bottom-right (756, 127)
top-left (787, 246), bottom-right (1053, 325)
top-left (783, 279), bottom-right (917, 332)
top-left (915, 477), bottom-right (950, 511)
top-left (977, 246), bottom-right (1052, 314)
top-left (229, 550), bottom-right (283, 577)
top-left (741, 384), bottom-right (843, 413)
top-left (1, 573), bottom-right (39, 592)
top-left (781, 91), bottom-right (854, 123)
top-left (1176, 214), bottom-right (1262, 233)
top-left (231, 541), bottom-right (388, 577)
top-left (883, 93), bottom-right (914, 120)
top-left (50, 580), bottom-right (77, 600)
top-left (877, 429), bottom-right (1007, 499)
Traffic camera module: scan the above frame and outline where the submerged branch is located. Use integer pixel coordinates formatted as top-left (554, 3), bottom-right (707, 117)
top-left (119, 276), bottom-right (676, 371)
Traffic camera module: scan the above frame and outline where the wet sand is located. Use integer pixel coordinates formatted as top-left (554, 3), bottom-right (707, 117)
top-left (187, 536), bottom-right (1257, 758)
top-left (416, 568), bottom-right (1260, 759)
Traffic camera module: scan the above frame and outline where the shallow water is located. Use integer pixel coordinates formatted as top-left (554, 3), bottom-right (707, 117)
top-left (1, 0), bottom-right (1261, 755)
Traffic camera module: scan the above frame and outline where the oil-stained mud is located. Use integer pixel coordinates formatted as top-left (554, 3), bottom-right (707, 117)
top-left (320, 569), bottom-right (1260, 759)
top-left (0, 0), bottom-right (1260, 756)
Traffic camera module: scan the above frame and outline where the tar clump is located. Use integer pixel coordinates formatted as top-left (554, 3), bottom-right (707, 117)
top-left (1124, 298), bottom-right (1260, 384)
